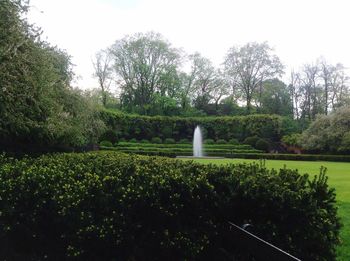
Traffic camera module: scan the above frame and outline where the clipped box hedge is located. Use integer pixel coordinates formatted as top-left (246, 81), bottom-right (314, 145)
top-left (101, 110), bottom-right (282, 141)
top-left (0, 152), bottom-right (340, 260)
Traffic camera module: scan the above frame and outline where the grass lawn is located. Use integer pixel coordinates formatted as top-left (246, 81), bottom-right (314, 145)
top-left (183, 158), bottom-right (350, 261)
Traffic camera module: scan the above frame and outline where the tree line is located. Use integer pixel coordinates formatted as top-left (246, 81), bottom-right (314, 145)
top-left (0, 0), bottom-right (104, 151)
top-left (93, 32), bottom-right (350, 120)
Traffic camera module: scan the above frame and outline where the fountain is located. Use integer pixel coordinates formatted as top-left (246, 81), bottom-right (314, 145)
top-left (193, 126), bottom-right (203, 157)
top-left (176, 125), bottom-right (224, 159)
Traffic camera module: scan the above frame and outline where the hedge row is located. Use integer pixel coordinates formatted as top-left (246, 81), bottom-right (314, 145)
top-left (114, 142), bottom-right (254, 150)
top-left (100, 110), bottom-right (282, 141)
top-left (0, 152), bottom-right (340, 260)
top-left (101, 146), bottom-right (262, 155)
top-left (100, 147), bottom-right (350, 162)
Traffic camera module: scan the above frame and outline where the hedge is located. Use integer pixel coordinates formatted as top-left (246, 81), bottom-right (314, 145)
top-left (100, 110), bottom-right (282, 141)
top-left (101, 147), bottom-right (350, 162)
top-left (0, 152), bottom-right (340, 260)
top-left (114, 142), bottom-right (255, 150)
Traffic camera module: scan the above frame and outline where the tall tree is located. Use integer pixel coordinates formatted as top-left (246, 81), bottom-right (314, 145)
top-left (109, 32), bottom-right (182, 114)
top-left (224, 42), bottom-right (284, 112)
top-left (92, 49), bottom-right (113, 107)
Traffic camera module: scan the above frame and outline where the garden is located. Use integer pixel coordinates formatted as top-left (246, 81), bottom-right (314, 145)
top-left (1, 1), bottom-right (350, 260)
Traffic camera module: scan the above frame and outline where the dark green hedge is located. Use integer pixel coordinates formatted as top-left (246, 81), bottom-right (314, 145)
top-left (100, 110), bottom-right (282, 141)
top-left (0, 152), bottom-right (340, 260)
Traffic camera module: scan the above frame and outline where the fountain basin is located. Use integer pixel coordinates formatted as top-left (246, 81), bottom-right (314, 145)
top-left (176, 156), bottom-right (225, 159)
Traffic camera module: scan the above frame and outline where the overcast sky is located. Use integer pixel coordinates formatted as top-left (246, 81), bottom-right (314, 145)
top-left (28, 0), bottom-right (350, 89)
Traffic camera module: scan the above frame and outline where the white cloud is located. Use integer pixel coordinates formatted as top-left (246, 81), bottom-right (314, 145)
top-left (28, 0), bottom-right (350, 89)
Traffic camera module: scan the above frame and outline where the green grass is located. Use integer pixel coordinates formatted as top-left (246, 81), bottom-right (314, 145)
top-left (182, 158), bottom-right (350, 261)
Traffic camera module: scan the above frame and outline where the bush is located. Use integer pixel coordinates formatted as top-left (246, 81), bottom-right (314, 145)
top-left (255, 139), bottom-right (270, 152)
top-left (151, 137), bottom-right (162, 144)
top-left (140, 139), bottom-right (150, 143)
top-left (228, 138), bottom-right (239, 145)
top-left (178, 138), bottom-right (190, 144)
top-left (0, 152), bottom-right (340, 260)
top-left (99, 129), bottom-right (118, 144)
top-left (243, 136), bottom-right (260, 147)
top-left (129, 138), bottom-right (138, 143)
top-left (164, 138), bottom-right (175, 144)
top-left (282, 133), bottom-right (301, 147)
top-left (216, 139), bottom-right (227, 144)
top-left (99, 140), bottom-right (113, 147)
top-left (204, 139), bottom-right (215, 144)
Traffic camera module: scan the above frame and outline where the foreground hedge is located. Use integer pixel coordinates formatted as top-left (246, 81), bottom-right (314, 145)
top-left (0, 152), bottom-right (340, 260)
top-left (101, 110), bottom-right (282, 141)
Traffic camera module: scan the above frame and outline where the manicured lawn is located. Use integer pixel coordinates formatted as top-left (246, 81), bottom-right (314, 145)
top-left (183, 158), bottom-right (350, 260)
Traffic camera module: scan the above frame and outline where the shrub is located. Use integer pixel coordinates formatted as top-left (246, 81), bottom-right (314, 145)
top-left (99, 140), bottom-right (113, 147)
top-left (164, 138), bottom-right (175, 144)
top-left (204, 139), bottom-right (215, 144)
top-left (119, 138), bottom-right (126, 142)
top-left (216, 139), bottom-right (227, 144)
top-left (151, 137), bottom-right (162, 144)
top-left (243, 136), bottom-right (260, 147)
top-left (129, 138), bottom-right (138, 143)
top-left (0, 152), bottom-right (340, 260)
top-left (282, 133), bottom-right (301, 147)
top-left (255, 139), bottom-right (270, 152)
top-left (99, 129), bottom-right (118, 144)
top-left (140, 139), bottom-right (150, 143)
top-left (228, 138), bottom-right (239, 145)
top-left (178, 138), bottom-right (190, 144)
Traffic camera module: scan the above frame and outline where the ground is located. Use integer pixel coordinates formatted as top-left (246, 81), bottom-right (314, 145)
top-left (182, 158), bottom-right (350, 260)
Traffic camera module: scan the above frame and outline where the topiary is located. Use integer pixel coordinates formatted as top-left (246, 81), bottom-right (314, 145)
top-left (255, 139), bottom-right (270, 152)
top-left (228, 138), bottom-right (239, 145)
top-left (164, 138), bottom-right (175, 144)
top-left (151, 137), bottom-right (162, 144)
top-left (244, 136), bottom-right (260, 147)
top-left (99, 140), bottom-right (113, 147)
top-left (216, 139), bottom-right (227, 144)
top-left (178, 138), bottom-right (190, 144)
top-left (204, 139), bottom-right (215, 144)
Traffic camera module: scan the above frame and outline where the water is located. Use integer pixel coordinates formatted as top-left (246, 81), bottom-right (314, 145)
top-left (193, 126), bottom-right (203, 157)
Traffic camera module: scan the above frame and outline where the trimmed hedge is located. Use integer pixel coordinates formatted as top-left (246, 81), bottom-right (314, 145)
top-left (100, 110), bottom-right (282, 141)
top-left (102, 147), bottom-right (350, 162)
top-left (0, 152), bottom-right (340, 260)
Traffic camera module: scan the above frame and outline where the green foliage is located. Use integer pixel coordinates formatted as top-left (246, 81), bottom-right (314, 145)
top-left (0, 0), bottom-right (105, 150)
top-left (300, 107), bottom-right (350, 153)
top-left (129, 138), bottom-right (137, 143)
top-left (164, 138), bottom-right (175, 144)
top-left (101, 110), bottom-right (283, 142)
top-left (216, 139), bottom-right (227, 144)
top-left (228, 138), bottom-right (239, 145)
top-left (0, 152), bottom-right (340, 260)
top-left (140, 139), bottom-right (150, 143)
top-left (178, 138), bottom-right (190, 144)
top-left (99, 129), bottom-right (118, 144)
top-left (151, 137), bottom-right (162, 144)
top-left (99, 140), bottom-right (113, 147)
top-left (255, 139), bottom-right (270, 152)
top-left (282, 133), bottom-right (302, 147)
top-left (204, 139), bottom-right (215, 144)
top-left (243, 136), bottom-right (260, 147)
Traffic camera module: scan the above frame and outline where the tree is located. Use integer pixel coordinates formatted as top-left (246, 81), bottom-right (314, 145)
top-left (258, 79), bottom-right (293, 116)
top-left (300, 106), bottom-right (350, 153)
top-left (0, 0), bottom-right (105, 150)
top-left (224, 42), bottom-right (284, 112)
top-left (109, 32), bottom-right (182, 114)
top-left (92, 49), bottom-right (113, 107)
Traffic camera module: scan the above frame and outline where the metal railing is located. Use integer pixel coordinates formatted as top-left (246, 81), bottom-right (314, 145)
top-left (227, 222), bottom-right (301, 261)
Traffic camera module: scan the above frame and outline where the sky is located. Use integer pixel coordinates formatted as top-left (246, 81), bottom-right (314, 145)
top-left (28, 0), bottom-right (350, 89)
